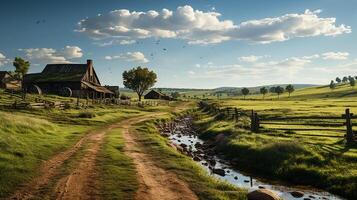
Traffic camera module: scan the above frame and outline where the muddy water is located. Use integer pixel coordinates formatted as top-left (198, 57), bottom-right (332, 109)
top-left (159, 117), bottom-right (345, 200)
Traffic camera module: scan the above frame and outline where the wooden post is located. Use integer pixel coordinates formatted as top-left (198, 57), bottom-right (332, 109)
top-left (251, 110), bottom-right (255, 132)
top-left (250, 110), bottom-right (260, 133)
top-left (92, 92), bottom-right (95, 104)
top-left (254, 112), bottom-right (260, 132)
top-left (235, 108), bottom-right (239, 122)
top-left (343, 108), bottom-right (354, 144)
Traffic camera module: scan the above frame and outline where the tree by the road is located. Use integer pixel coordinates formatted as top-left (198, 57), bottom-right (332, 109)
top-left (122, 67), bottom-right (157, 101)
top-left (349, 77), bottom-right (356, 87)
top-left (342, 76), bottom-right (348, 83)
top-left (329, 80), bottom-right (336, 90)
top-left (285, 84), bottom-right (295, 97)
top-left (241, 88), bottom-right (249, 100)
top-left (275, 86), bottom-right (284, 99)
top-left (260, 87), bottom-right (268, 99)
top-left (336, 77), bottom-right (341, 84)
top-left (13, 57), bottom-right (30, 79)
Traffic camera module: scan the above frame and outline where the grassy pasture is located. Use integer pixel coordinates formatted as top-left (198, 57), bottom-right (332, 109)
top-left (195, 85), bottom-right (357, 199)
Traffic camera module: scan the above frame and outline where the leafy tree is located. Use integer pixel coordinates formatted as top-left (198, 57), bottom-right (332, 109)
top-left (342, 76), bottom-right (348, 83)
top-left (260, 87), bottom-right (268, 99)
top-left (275, 86), bottom-right (284, 99)
top-left (349, 77), bottom-right (356, 87)
top-left (329, 80), bottom-right (336, 90)
top-left (122, 66), bottom-right (157, 101)
top-left (285, 84), bottom-right (295, 97)
top-left (171, 92), bottom-right (180, 99)
top-left (241, 87), bottom-right (249, 99)
top-left (336, 77), bottom-right (341, 84)
top-left (13, 57), bottom-right (30, 79)
top-left (269, 87), bottom-right (276, 93)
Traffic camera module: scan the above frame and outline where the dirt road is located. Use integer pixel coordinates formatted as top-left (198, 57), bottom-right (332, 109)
top-left (122, 121), bottom-right (198, 200)
top-left (9, 112), bottom-right (197, 200)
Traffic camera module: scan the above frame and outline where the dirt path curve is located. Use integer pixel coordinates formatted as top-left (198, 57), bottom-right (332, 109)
top-left (122, 121), bottom-right (199, 200)
top-left (9, 114), bottom-right (160, 200)
top-left (53, 113), bottom-right (165, 200)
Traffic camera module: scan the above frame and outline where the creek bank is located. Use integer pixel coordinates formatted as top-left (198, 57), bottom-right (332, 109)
top-left (157, 116), bottom-right (345, 200)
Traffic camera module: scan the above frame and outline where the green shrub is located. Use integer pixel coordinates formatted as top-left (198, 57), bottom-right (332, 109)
top-left (78, 111), bottom-right (96, 118)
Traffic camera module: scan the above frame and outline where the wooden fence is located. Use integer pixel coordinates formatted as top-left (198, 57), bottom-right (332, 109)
top-left (199, 101), bottom-right (357, 145)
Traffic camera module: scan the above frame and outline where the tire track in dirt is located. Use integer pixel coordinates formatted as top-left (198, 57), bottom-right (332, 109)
top-left (8, 114), bottom-right (158, 200)
top-left (122, 122), bottom-right (199, 200)
top-left (53, 113), bottom-right (165, 200)
top-left (8, 127), bottom-right (89, 200)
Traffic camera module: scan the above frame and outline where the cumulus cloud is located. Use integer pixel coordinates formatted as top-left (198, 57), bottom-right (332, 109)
top-left (76, 6), bottom-right (351, 44)
top-left (0, 53), bottom-right (10, 66)
top-left (322, 52), bottom-right (349, 60)
top-left (105, 51), bottom-right (149, 63)
top-left (19, 46), bottom-right (83, 64)
top-left (238, 55), bottom-right (269, 62)
top-left (61, 46), bottom-right (83, 58)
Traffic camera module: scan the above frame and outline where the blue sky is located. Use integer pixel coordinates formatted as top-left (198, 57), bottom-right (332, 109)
top-left (0, 0), bottom-right (356, 88)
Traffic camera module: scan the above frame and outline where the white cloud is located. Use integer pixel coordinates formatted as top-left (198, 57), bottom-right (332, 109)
top-left (322, 52), bottom-right (349, 60)
top-left (76, 6), bottom-right (351, 44)
top-left (0, 53), bottom-right (10, 66)
top-left (61, 46), bottom-right (83, 58)
top-left (95, 39), bottom-right (136, 46)
top-left (19, 46), bottom-right (83, 64)
top-left (238, 55), bottom-right (268, 62)
top-left (105, 51), bottom-right (149, 63)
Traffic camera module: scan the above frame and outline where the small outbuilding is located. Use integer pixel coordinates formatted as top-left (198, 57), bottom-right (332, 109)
top-left (144, 89), bottom-right (172, 100)
top-left (0, 71), bottom-right (21, 90)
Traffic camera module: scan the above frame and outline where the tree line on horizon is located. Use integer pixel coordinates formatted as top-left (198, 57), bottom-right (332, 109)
top-left (329, 76), bottom-right (356, 90)
top-left (241, 84), bottom-right (295, 99)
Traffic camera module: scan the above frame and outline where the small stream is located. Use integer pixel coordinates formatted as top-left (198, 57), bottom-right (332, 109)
top-left (158, 116), bottom-right (345, 200)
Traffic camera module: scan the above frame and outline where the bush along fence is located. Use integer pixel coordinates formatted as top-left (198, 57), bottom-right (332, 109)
top-left (198, 101), bottom-right (357, 145)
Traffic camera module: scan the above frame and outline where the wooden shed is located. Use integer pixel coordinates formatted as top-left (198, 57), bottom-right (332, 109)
top-left (23, 60), bottom-right (114, 98)
top-left (144, 89), bottom-right (172, 100)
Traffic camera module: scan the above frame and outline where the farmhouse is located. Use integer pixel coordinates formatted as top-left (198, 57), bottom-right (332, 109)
top-left (144, 89), bottom-right (172, 100)
top-left (23, 60), bottom-right (114, 98)
top-left (0, 71), bottom-right (21, 90)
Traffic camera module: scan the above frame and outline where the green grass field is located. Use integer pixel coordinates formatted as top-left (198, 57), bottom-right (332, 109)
top-left (195, 84), bottom-right (357, 199)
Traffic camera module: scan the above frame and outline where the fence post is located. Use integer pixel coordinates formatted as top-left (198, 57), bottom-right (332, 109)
top-left (235, 108), bottom-right (239, 122)
top-left (344, 108), bottom-right (354, 145)
top-left (250, 110), bottom-right (260, 133)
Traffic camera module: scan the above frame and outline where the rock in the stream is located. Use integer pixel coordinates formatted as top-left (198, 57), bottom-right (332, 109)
top-left (212, 168), bottom-right (226, 176)
top-left (247, 189), bottom-right (281, 200)
top-left (208, 159), bottom-right (216, 166)
top-left (290, 191), bottom-right (304, 198)
top-left (234, 176), bottom-right (238, 180)
top-left (179, 143), bottom-right (187, 148)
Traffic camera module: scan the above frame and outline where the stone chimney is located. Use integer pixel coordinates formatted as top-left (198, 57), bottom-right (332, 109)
top-left (87, 59), bottom-right (93, 77)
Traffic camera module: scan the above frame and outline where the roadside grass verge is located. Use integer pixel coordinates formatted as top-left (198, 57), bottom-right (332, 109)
top-left (133, 119), bottom-right (247, 200)
top-left (98, 128), bottom-right (138, 200)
